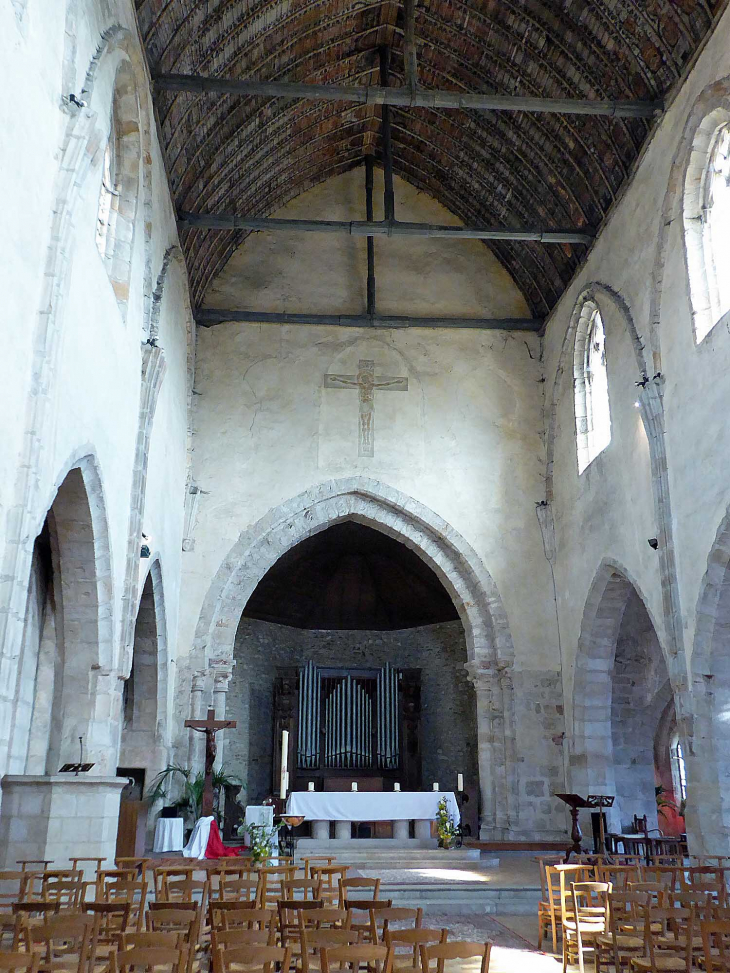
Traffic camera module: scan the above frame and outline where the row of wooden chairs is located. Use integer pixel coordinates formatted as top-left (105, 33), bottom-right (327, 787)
top-left (538, 860), bottom-right (730, 954)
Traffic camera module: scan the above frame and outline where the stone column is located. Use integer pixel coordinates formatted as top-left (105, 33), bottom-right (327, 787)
top-left (334, 821), bottom-right (352, 841)
top-left (393, 819), bottom-right (409, 843)
top-left (188, 670), bottom-right (207, 772)
top-left (211, 660), bottom-right (235, 770)
top-left (465, 660), bottom-right (514, 840)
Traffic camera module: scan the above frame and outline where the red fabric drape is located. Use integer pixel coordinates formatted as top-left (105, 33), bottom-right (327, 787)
top-left (204, 819), bottom-right (242, 858)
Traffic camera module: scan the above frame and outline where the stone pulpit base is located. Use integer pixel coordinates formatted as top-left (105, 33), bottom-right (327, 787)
top-left (0, 775), bottom-right (128, 868)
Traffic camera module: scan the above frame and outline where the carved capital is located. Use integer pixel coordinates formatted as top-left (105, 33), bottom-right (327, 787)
top-left (191, 669), bottom-right (207, 693)
top-left (210, 658), bottom-right (235, 693)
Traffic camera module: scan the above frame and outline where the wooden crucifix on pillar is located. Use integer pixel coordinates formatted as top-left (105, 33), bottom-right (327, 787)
top-left (184, 708), bottom-right (237, 817)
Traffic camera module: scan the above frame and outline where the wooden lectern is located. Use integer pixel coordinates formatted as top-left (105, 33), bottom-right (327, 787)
top-left (116, 801), bottom-right (148, 858)
top-left (555, 793), bottom-right (590, 862)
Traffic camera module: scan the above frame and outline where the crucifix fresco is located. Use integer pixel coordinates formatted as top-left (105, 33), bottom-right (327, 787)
top-left (324, 359), bottom-right (408, 457)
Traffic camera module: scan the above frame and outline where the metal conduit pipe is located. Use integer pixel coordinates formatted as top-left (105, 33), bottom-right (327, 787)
top-left (195, 309), bottom-right (543, 330)
top-left (155, 74), bottom-right (663, 118)
top-left (365, 156), bottom-right (376, 317)
top-left (179, 212), bottom-right (593, 244)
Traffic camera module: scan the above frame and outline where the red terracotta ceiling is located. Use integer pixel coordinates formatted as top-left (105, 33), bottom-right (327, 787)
top-left (136, 0), bottom-right (723, 316)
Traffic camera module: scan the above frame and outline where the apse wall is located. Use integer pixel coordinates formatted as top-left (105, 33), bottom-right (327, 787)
top-left (227, 617), bottom-right (477, 805)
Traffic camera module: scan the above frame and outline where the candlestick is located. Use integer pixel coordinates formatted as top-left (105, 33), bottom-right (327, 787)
top-left (457, 773), bottom-right (464, 792)
top-left (279, 729), bottom-right (289, 799)
top-left (433, 782), bottom-right (439, 791)
top-left (308, 781), bottom-right (315, 792)
top-left (394, 783), bottom-right (401, 792)
top-left (351, 782), bottom-right (358, 792)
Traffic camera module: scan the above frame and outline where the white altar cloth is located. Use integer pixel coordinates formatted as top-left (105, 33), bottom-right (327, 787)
top-left (286, 791), bottom-right (459, 824)
top-left (153, 817), bottom-right (184, 853)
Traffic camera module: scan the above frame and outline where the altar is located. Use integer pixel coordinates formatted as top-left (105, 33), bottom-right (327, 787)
top-left (286, 790), bottom-right (459, 848)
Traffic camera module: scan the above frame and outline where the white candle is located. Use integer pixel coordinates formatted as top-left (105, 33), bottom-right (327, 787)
top-left (433, 782), bottom-right (439, 791)
top-left (308, 782), bottom-right (315, 792)
top-left (351, 782), bottom-right (358, 792)
top-left (284, 771), bottom-right (289, 793)
top-left (457, 774), bottom-right (464, 792)
top-left (279, 730), bottom-right (289, 798)
top-left (394, 783), bottom-right (401, 792)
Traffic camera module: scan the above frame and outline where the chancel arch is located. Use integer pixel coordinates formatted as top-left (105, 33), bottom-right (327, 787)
top-left (191, 477), bottom-right (516, 837)
top-left (571, 560), bottom-right (678, 834)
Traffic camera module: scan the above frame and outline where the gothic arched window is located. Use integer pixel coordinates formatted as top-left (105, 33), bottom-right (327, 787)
top-left (94, 61), bottom-right (141, 321)
top-left (684, 114), bottom-right (730, 343)
top-left (574, 302), bottom-right (611, 473)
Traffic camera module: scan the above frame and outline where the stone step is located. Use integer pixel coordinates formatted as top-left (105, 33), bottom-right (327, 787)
top-left (377, 883), bottom-right (541, 915)
top-left (295, 845), bottom-right (485, 862)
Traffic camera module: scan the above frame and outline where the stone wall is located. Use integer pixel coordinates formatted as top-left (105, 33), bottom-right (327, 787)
top-left (227, 618), bottom-right (478, 805)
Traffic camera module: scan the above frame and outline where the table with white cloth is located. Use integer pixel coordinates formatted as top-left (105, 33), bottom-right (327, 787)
top-left (285, 791), bottom-right (459, 844)
top-left (240, 805), bottom-right (274, 845)
top-left (153, 817), bottom-right (184, 853)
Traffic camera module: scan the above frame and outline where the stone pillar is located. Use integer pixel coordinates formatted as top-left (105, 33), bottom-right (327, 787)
top-left (312, 820), bottom-right (329, 841)
top-left (211, 661), bottom-right (235, 770)
top-left (414, 819), bottom-right (432, 842)
top-left (188, 670), bottom-right (207, 772)
top-left (334, 820), bottom-right (351, 841)
top-left (465, 660), bottom-right (513, 840)
top-left (0, 775), bottom-right (127, 868)
top-left (393, 819), bottom-right (409, 843)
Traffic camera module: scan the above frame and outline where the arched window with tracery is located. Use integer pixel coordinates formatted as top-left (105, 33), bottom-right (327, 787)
top-left (574, 301), bottom-right (611, 473)
top-left (684, 111), bottom-right (730, 343)
top-left (94, 60), bottom-right (141, 321)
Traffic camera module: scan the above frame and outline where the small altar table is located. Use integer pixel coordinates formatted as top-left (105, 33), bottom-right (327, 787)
top-left (285, 791), bottom-right (459, 844)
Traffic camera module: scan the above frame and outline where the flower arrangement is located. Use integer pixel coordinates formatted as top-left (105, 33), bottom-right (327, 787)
top-left (435, 796), bottom-right (458, 849)
top-left (238, 820), bottom-right (283, 865)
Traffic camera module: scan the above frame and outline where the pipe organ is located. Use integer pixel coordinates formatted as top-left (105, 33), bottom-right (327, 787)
top-left (274, 664), bottom-right (421, 790)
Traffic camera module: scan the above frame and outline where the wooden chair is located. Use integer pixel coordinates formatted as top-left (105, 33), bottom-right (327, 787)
top-left (208, 900), bottom-right (262, 930)
top-left (383, 928), bottom-right (447, 973)
top-left (701, 919), bottom-right (730, 973)
top-left (310, 868), bottom-right (349, 907)
top-left (302, 908), bottom-right (351, 931)
top-left (110, 945), bottom-right (189, 973)
top-left (103, 882), bottom-right (148, 933)
top-left (277, 899), bottom-right (324, 949)
top-left (0, 872), bottom-right (30, 944)
top-left (82, 902), bottom-right (133, 968)
top-left (299, 929), bottom-right (361, 973)
top-left (419, 942), bottom-right (491, 973)
top-left (282, 879), bottom-right (322, 901)
top-left (216, 944), bottom-right (292, 973)
top-left (630, 907), bottom-right (695, 973)
top-left (302, 858), bottom-right (337, 879)
top-left (338, 878), bottom-right (381, 908)
top-left (0, 953), bottom-right (40, 973)
top-left (539, 863), bottom-right (592, 953)
top-left (17, 862), bottom-right (53, 873)
top-left (596, 864), bottom-right (641, 889)
top-left (345, 901), bottom-right (393, 943)
top-left (595, 892), bottom-right (648, 973)
top-left (21, 913), bottom-right (95, 973)
top-left (96, 871), bottom-right (138, 897)
top-left (321, 944), bottom-right (393, 973)
top-left (562, 882), bottom-right (611, 973)
top-left (256, 867), bottom-right (297, 908)
top-left (369, 909), bottom-right (422, 945)
top-left (641, 866), bottom-right (680, 892)
top-left (211, 927), bottom-right (277, 973)
top-left (147, 903), bottom-right (202, 952)
top-left (219, 878), bottom-right (260, 904)
top-left (119, 933), bottom-right (186, 950)
top-left (221, 910), bottom-right (277, 933)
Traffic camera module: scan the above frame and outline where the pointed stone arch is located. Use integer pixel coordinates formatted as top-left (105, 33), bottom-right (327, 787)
top-left (192, 477), bottom-right (516, 836)
top-left (571, 558), bottom-right (673, 830)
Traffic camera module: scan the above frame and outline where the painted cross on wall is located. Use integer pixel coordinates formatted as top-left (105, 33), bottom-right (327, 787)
top-left (324, 359), bottom-right (408, 457)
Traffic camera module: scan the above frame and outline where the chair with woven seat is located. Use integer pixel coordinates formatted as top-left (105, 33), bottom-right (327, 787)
top-left (369, 908), bottom-right (422, 945)
top-left (0, 872), bottom-right (30, 945)
top-left (301, 908), bottom-right (351, 932)
top-left (300, 928), bottom-right (362, 973)
top-left (211, 928), bottom-right (277, 973)
top-left (216, 944), bottom-right (293, 973)
top-left (103, 881), bottom-right (148, 933)
top-left (419, 941), bottom-right (491, 973)
top-left (302, 858), bottom-right (337, 880)
top-left (0, 953), bottom-right (41, 973)
top-left (630, 907), bottom-right (696, 973)
top-left (596, 891), bottom-right (649, 973)
top-left (308, 868), bottom-right (348, 908)
top-left (282, 879), bottom-right (322, 901)
top-left (383, 928), bottom-right (447, 973)
top-left (21, 913), bottom-right (95, 973)
top-left (277, 899), bottom-right (325, 950)
top-left (321, 943), bottom-right (393, 973)
top-left (701, 919), bottom-right (730, 973)
top-left (562, 882), bottom-right (611, 973)
top-left (82, 902), bottom-right (133, 969)
top-left (219, 878), bottom-right (260, 904)
top-left (221, 909), bottom-right (277, 933)
top-left (110, 945), bottom-right (189, 973)
top-left (256, 867), bottom-right (297, 909)
top-left (345, 900), bottom-right (393, 943)
top-left (539, 863), bottom-right (593, 954)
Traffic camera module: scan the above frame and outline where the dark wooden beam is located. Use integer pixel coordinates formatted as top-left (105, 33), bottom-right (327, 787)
top-left (178, 211), bottom-right (594, 244)
top-left (403, 0), bottom-right (418, 93)
top-left (365, 155), bottom-right (376, 317)
top-left (195, 309), bottom-right (543, 330)
top-left (154, 74), bottom-right (663, 118)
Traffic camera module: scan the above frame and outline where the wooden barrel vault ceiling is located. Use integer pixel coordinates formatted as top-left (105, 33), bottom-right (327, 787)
top-left (136, 0), bottom-right (724, 319)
